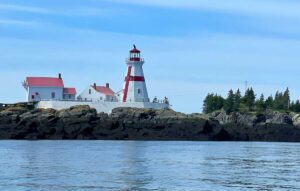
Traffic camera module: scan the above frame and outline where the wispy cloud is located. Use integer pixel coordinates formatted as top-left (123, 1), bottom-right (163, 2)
top-left (0, 4), bottom-right (52, 14)
top-left (0, 19), bottom-right (37, 26)
top-left (0, 3), bottom-right (130, 18)
top-left (107, 0), bottom-right (300, 19)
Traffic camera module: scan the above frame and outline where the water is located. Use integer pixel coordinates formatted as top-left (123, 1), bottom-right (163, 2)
top-left (0, 141), bottom-right (299, 191)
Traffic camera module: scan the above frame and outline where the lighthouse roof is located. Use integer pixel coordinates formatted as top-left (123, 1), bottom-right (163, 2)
top-left (92, 86), bottom-right (115, 96)
top-left (26, 77), bottom-right (64, 87)
top-left (130, 48), bottom-right (140, 53)
top-left (130, 45), bottom-right (140, 53)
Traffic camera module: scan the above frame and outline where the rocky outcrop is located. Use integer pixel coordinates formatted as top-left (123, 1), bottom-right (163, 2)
top-left (210, 110), bottom-right (294, 126)
top-left (1, 104), bottom-right (300, 141)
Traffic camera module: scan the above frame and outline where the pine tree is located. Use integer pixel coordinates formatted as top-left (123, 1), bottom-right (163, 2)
top-left (224, 89), bottom-right (235, 113)
top-left (256, 94), bottom-right (266, 112)
top-left (283, 88), bottom-right (290, 110)
top-left (265, 95), bottom-right (274, 109)
top-left (243, 88), bottom-right (256, 111)
top-left (233, 89), bottom-right (241, 112)
top-left (290, 100), bottom-right (300, 112)
top-left (203, 93), bottom-right (213, 114)
top-left (203, 94), bottom-right (224, 113)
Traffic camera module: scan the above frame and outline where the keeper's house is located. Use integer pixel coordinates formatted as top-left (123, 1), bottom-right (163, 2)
top-left (22, 73), bottom-right (76, 102)
top-left (78, 83), bottom-right (117, 102)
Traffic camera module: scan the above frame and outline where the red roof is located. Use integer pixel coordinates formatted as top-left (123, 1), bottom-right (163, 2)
top-left (130, 48), bottom-right (140, 53)
top-left (63, 87), bottom-right (76, 95)
top-left (93, 86), bottom-right (115, 96)
top-left (26, 77), bottom-right (64, 87)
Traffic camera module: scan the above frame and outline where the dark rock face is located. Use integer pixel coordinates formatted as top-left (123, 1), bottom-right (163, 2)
top-left (1, 105), bottom-right (300, 141)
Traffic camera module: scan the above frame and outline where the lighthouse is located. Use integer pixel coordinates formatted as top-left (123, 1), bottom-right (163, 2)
top-left (122, 45), bottom-right (149, 103)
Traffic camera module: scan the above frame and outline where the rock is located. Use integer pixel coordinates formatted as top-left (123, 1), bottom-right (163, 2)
top-left (265, 110), bottom-right (293, 125)
top-left (0, 104), bottom-right (300, 141)
top-left (292, 114), bottom-right (300, 127)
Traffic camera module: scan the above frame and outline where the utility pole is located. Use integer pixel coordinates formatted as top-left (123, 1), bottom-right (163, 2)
top-left (245, 81), bottom-right (248, 93)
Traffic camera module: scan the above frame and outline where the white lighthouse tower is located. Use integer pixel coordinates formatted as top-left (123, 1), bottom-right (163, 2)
top-left (122, 45), bottom-right (150, 103)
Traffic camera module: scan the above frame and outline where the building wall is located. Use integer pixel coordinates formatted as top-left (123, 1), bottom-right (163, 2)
top-left (78, 86), bottom-right (117, 102)
top-left (27, 87), bottom-right (63, 102)
top-left (125, 81), bottom-right (149, 102)
top-left (63, 94), bottom-right (76, 100)
top-left (37, 100), bottom-right (169, 114)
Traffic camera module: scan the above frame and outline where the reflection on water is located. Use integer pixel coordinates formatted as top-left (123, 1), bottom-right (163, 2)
top-left (0, 141), bottom-right (299, 191)
top-left (119, 142), bottom-right (153, 191)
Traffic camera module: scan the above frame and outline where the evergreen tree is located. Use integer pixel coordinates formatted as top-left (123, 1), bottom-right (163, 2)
top-left (224, 89), bottom-right (235, 113)
top-left (203, 94), bottom-right (224, 113)
top-left (273, 90), bottom-right (288, 110)
top-left (203, 94), bottom-right (213, 113)
top-left (291, 100), bottom-right (300, 112)
top-left (256, 94), bottom-right (266, 111)
top-left (283, 88), bottom-right (290, 110)
top-left (233, 89), bottom-right (241, 112)
top-left (243, 88), bottom-right (256, 111)
top-left (265, 95), bottom-right (274, 109)
top-left (202, 88), bottom-right (300, 114)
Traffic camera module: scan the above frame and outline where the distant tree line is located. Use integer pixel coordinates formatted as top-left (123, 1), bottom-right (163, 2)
top-left (203, 88), bottom-right (300, 114)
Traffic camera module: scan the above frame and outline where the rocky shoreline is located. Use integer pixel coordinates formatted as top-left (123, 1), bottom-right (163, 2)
top-left (1, 103), bottom-right (300, 141)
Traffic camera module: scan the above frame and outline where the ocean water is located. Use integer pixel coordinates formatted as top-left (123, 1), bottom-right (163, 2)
top-left (0, 141), bottom-right (299, 191)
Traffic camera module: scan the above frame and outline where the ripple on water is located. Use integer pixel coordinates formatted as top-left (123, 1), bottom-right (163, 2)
top-left (0, 141), bottom-right (299, 191)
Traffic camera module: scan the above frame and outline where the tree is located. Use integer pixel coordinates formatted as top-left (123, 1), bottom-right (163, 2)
top-left (265, 95), bottom-right (274, 109)
top-left (256, 94), bottom-right (266, 112)
top-left (283, 88), bottom-right (290, 110)
top-left (203, 94), bottom-right (224, 114)
top-left (233, 89), bottom-right (241, 112)
top-left (291, 100), bottom-right (300, 112)
top-left (224, 89), bottom-right (235, 113)
top-left (202, 88), bottom-right (299, 114)
top-left (243, 88), bottom-right (256, 111)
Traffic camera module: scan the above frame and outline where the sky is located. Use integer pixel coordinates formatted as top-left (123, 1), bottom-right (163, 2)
top-left (1, 0), bottom-right (300, 113)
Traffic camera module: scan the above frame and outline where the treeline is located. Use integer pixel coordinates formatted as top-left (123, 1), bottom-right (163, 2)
top-left (203, 88), bottom-right (300, 114)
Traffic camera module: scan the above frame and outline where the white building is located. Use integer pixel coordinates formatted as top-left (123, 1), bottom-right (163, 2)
top-left (78, 83), bottom-right (117, 102)
top-left (23, 74), bottom-right (76, 102)
top-left (28, 46), bottom-right (170, 113)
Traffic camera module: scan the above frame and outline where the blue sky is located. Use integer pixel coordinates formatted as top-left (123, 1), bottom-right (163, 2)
top-left (1, 0), bottom-right (300, 113)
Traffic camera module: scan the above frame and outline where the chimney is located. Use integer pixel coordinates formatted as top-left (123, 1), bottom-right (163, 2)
top-left (106, 83), bottom-right (109, 88)
top-left (93, 83), bottom-right (97, 88)
top-left (58, 73), bottom-right (62, 79)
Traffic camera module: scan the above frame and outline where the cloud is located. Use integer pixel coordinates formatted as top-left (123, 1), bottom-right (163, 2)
top-left (0, 4), bottom-right (52, 14)
top-left (0, 3), bottom-right (130, 18)
top-left (0, 19), bottom-right (37, 26)
top-left (107, 0), bottom-right (300, 19)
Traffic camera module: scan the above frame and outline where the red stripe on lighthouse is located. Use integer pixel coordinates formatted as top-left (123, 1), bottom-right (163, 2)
top-left (125, 76), bottom-right (145, 82)
top-left (123, 66), bottom-right (132, 102)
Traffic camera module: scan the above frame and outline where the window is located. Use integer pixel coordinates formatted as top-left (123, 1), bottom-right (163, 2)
top-left (69, 95), bottom-right (72, 99)
top-left (51, 92), bottom-right (55, 99)
top-left (89, 89), bottom-right (92, 94)
top-left (138, 89), bottom-right (141, 94)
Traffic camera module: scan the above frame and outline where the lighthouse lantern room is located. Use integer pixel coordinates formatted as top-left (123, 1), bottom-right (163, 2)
top-left (122, 45), bottom-right (149, 103)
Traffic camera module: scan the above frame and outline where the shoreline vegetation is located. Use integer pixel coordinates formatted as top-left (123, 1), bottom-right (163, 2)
top-left (1, 102), bottom-right (300, 141)
top-left (203, 88), bottom-right (299, 114)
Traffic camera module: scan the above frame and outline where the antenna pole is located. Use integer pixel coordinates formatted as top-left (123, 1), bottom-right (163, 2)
top-left (245, 81), bottom-right (248, 92)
